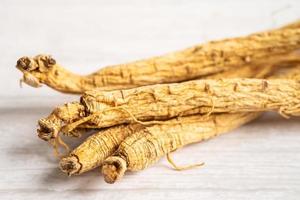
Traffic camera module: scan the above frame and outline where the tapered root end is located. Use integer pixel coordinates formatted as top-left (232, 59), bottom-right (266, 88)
top-left (59, 155), bottom-right (82, 176)
top-left (16, 55), bottom-right (56, 87)
top-left (101, 156), bottom-right (127, 184)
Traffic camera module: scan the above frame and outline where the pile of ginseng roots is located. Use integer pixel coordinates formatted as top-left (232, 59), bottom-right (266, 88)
top-left (16, 20), bottom-right (300, 184)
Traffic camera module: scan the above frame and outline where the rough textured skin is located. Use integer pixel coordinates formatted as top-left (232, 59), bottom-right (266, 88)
top-left (77, 78), bottom-right (300, 126)
top-left (37, 61), bottom-right (300, 144)
top-left (57, 64), bottom-right (300, 178)
top-left (101, 113), bottom-right (259, 183)
top-left (16, 21), bottom-right (300, 93)
top-left (59, 124), bottom-right (141, 175)
top-left (101, 65), bottom-right (300, 184)
top-left (57, 60), bottom-right (291, 174)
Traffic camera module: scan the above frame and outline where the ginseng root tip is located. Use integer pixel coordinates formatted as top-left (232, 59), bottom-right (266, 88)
top-left (59, 155), bottom-right (81, 176)
top-left (101, 156), bottom-right (127, 184)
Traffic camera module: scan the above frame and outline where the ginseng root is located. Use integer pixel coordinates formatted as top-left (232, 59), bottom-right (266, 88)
top-left (58, 62), bottom-right (278, 174)
top-left (37, 57), bottom-right (299, 152)
top-left (16, 21), bottom-right (300, 93)
top-left (101, 113), bottom-right (259, 183)
top-left (59, 123), bottom-right (142, 175)
top-left (60, 65), bottom-right (300, 176)
top-left (101, 64), bottom-right (300, 184)
top-left (60, 113), bottom-right (258, 177)
top-left (38, 64), bottom-right (300, 152)
top-left (56, 76), bottom-right (300, 131)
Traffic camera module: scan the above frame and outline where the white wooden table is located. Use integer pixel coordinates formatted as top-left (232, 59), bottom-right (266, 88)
top-left (1, 0), bottom-right (300, 199)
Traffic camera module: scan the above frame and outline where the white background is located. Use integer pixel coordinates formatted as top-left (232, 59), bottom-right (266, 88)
top-left (0, 0), bottom-right (300, 199)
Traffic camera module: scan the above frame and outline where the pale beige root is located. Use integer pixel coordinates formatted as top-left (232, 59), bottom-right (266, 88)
top-left (36, 58), bottom-right (282, 140)
top-left (59, 124), bottom-right (141, 175)
top-left (100, 61), bottom-right (300, 184)
top-left (59, 112), bottom-right (257, 178)
top-left (36, 66), bottom-right (273, 148)
top-left (38, 62), bottom-right (300, 147)
top-left (59, 61), bottom-right (268, 174)
top-left (101, 112), bottom-right (260, 183)
top-left (65, 77), bottom-right (300, 129)
top-left (53, 60), bottom-right (282, 161)
top-left (37, 55), bottom-right (300, 156)
top-left (60, 64), bottom-right (300, 176)
top-left (16, 21), bottom-right (300, 93)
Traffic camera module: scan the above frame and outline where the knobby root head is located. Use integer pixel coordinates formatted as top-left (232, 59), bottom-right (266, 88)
top-left (101, 156), bottom-right (127, 184)
top-left (59, 155), bottom-right (82, 176)
top-left (16, 54), bottom-right (56, 87)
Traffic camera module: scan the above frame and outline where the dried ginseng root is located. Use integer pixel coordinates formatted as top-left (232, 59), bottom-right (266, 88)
top-left (58, 60), bottom-right (286, 172)
top-left (43, 75), bottom-right (300, 136)
top-left (35, 60), bottom-right (285, 151)
top-left (59, 65), bottom-right (300, 176)
top-left (38, 62), bottom-right (300, 153)
top-left (100, 64), bottom-right (300, 184)
top-left (101, 113), bottom-right (259, 183)
top-left (60, 113), bottom-right (258, 177)
top-left (16, 21), bottom-right (300, 93)
top-left (60, 123), bottom-right (143, 175)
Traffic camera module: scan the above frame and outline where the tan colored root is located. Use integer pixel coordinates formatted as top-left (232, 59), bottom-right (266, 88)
top-left (59, 124), bottom-right (142, 175)
top-left (101, 112), bottom-right (260, 183)
top-left (38, 58), bottom-right (300, 152)
top-left (67, 76), bottom-right (300, 130)
top-left (16, 21), bottom-right (300, 93)
top-left (40, 61), bottom-right (269, 141)
top-left (59, 53), bottom-right (300, 134)
top-left (60, 63), bottom-right (300, 177)
top-left (58, 61), bottom-right (283, 174)
top-left (99, 65), bottom-right (300, 183)
top-left (61, 58), bottom-right (300, 134)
